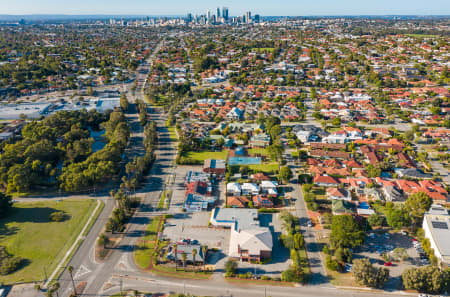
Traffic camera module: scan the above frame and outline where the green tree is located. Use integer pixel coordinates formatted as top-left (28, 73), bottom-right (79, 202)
top-left (402, 266), bottom-right (447, 294)
top-left (368, 213), bottom-right (384, 228)
top-left (120, 93), bottom-right (129, 111)
top-left (224, 259), bottom-right (238, 276)
top-left (352, 259), bottom-right (389, 288)
top-left (405, 192), bottom-right (432, 227)
top-left (278, 166), bottom-right (293, 184)
top-left (330, 215), bottom-right (365, 249)
top-left (0, 192), bottom-right (12, 216)
top-left (97, 233), bottom-right (110, 249)
top-left (335, 247), bottom-right (352, 263)
top-left (386, 207), bottom-right (410, 229)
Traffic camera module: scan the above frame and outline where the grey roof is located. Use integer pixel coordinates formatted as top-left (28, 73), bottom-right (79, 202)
top-left (211, 208), bottom-right (260, 231)
top-left (424, 210), bottom-right (450, 263)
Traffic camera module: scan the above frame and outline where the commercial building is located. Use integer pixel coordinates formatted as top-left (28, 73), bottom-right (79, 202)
top-left (210, 208), bottom-right (272, 262)
top-left (422, 204), bottom-right (450, 265)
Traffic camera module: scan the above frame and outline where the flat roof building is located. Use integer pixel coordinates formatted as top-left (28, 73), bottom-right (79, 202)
top-left (422, 204), bottom-right (450, 265)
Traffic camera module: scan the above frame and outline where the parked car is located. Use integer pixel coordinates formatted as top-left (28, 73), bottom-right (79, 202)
top-left (383, 262), bottom-right (393, 266)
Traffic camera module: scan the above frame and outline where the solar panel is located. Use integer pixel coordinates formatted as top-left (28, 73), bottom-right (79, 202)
top-left (431, 221), bottom-right (448, 229)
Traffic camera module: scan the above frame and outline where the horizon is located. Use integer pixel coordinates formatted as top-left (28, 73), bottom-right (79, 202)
top-left (0, 0), bottom-right (449, 16)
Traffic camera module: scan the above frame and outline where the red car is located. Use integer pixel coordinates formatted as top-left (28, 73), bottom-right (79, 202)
top-left (383, 262), bottom-right (392, 266)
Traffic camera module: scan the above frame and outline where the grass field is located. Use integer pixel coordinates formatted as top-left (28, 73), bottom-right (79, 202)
top-left (184, 150), bottom-right (228, 161)
top-left (406, 34), bottom-right (439, 38)
top-left (248, 162), bottom-right (279, 173)
top-left (0, 199), bottom-right (97, 284)
top-left (248, 148), bottom-right (269, 156)
top-left (134, 216), bottom-right (163, 269)
top-left (251, 47), bottom-right (275, 53)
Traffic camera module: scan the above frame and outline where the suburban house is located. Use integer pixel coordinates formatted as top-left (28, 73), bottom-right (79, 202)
top-left (382, 185), bottom-right (405, 202)
top-left (227, 182), bottom-right (242, 196)
top-left (260, 180), bottom-right (278, 196)
top-left (249, 133), bottom-right (271, 148)
top-left (313, 175), bottom-right (340, 187)
top-left (332, 200), bottom-right (355, 215)
top-left (422, 205), bottom-right (450, 265)
top-left (227, 107), bottom-right (244, 120)
top-left (227, 196), bottom-right (250, 208)
top-left (210, 208), bottom-right (273, 262)
top-left (326, 188), bottom-right (351, 201)
top-left (242, 183), bottom-right (260, 196)
top-left (252, 195), bottom-right (274, 208)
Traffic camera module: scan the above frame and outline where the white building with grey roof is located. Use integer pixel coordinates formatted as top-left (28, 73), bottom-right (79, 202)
top-left (422, 204), bottom-right (450, 265)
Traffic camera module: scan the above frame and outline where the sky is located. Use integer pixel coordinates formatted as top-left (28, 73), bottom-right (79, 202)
top-left (1, 0), bottom-right (449, 16)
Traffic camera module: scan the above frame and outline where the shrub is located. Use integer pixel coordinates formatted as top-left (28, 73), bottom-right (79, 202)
top-left (0, 246), bottom-right (22, 275)
top-left (49, 211), bottom-right (66, 222)
top-left (325, 255), bottom-right (339, 271)
top-left (307, 202), bottom-right (319, 211)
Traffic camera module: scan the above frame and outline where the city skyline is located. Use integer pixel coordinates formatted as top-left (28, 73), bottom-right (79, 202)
top-left (1, 0), bottom-right (450, 16)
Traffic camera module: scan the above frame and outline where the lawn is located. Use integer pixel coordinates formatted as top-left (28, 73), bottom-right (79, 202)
top-left (248, 148), bottom-right (268, 156)
top-left (184, 150), bottom-right (228, 161)
top-left (0, 199), bottom-right (97, 284)
top-left (248, 162), bottom-right (279, 174)
top-left (134, 216), bottom-right (163, 269)
top-left (406, 34), bottom-right (439, 38)
top-left (167, 125), bottom-right (178, 143)
top-left (251, 47), bottom-right (275, 53)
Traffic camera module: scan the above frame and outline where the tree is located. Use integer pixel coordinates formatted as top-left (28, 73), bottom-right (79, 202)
top-left (335, 247), bottom-right (352, 263)
top-left (120, 93), bottom-right (129, 111)
top-left (0, 192), bottom-right (12, 216)
top-left (293, 233), bottom-right (304, 250)
top-left (330, 215), bottom-right (365, 249)
top-left (174, 244), bottom-right (178, 271)
top-left (368, 213), bottom-right (384, 228)
top-left (402, 266), bottom-right (447, 294)
top-left (192, 248), bottom-right (197, 267)
top-left (352, 259), bottom-right (389, 288)
top-left (202, 245), bottom-right (208, 271)
top-left (278, 166), bottom-right (293, 184)
top-left (267, 143), bottom-right (284, 162)
top-left (181, 252), bottom-right (187, 270)
top-left (68, 265), bottom-right (77, 296)
top-left (386, 207), bottom-right (410, 229)
top-left (269, 125), bottom-right (282, 141)
top-left (224, 259), bottom-right (238, 276)
top-left (97, 233), bottom-right (110, 249)
top-left (405, 192), bottom-right (432, 227)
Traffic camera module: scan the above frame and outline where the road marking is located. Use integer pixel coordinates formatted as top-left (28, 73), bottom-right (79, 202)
top-left (44, 199), bottom-right (102, 288)
top-left (74, 264), bottom-right (91, 279)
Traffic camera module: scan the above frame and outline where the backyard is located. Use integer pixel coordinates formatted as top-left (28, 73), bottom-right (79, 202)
top-left (0, 199), bottom-right (98, 284)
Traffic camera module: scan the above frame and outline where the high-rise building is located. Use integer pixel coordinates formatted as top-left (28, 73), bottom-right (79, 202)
top-left (186, 13), bottom-right (193, 23)
top-left (207, 9), bottom-right (212, 23)
top-left (217, 7), bottom-right (221, 18)
top-left (222, 7), bottom-right (229, 21)
top-left (254, 14), bottom-right (260, 23)
top-left (245, 11), bottom-right (252, 24)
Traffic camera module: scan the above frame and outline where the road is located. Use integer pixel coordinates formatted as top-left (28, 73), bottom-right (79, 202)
top-left (283, 151), bottom-right (330, 287)
top-left (52, 41), bottom-right (167, 297)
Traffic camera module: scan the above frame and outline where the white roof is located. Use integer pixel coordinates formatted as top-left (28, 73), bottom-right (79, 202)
top-left (242, 183), bottom-right (260, 191)
top-left (227, 182), bottom-right (241, 192)
top-left (229, 228), bottom-right (273, 257)
top-left (261, 180), bottom-right (278, 188)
